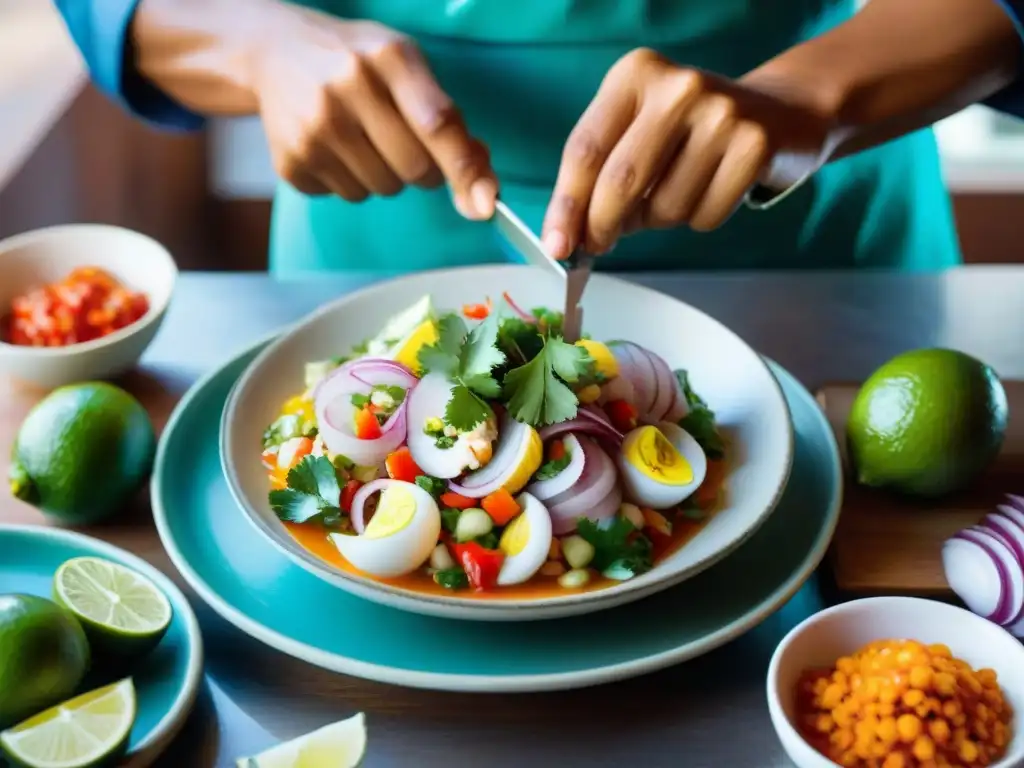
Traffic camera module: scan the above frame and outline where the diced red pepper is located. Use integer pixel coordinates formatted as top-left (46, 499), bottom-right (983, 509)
top-left (261, 449), bottom-right (278, 471)
top-left (440, 491), bottom-right (478, 510)
top-left (462, 301), bottom-right (491, 320)
top-left (547, 439), bottom-right (566, 462)
top-left (353, 406), bottom-right (382, 440)
top-left (606, 399), bottom-right (638, 432)
top-left (385, 447), bottom-right (422, 483)
top-left (450, 541), bottom-right (504, 591)
top-left (340, 479), bottom-right (362, 513)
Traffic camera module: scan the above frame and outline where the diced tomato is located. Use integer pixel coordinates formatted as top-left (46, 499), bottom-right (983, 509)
top-left (481, 488), bottom-right (520, 526)
top-left (261, 449), bottom-right (278, 471)
top-left (440, 491), bottom-right (478, 510)
top-left (450, 541), bottom-right (504, 591)
top-left (385, 447), bottom-right (422, 483)
top-left (340, 479), bottom-right (363, 513)
top-left (606, 399), bottom-right (638, 432)
top-left (353, 406), bottom-right (382, 439)
top-left (547, 439), bottom-right (566, 462)
top-left (462, 301), bottom-right (491, 320)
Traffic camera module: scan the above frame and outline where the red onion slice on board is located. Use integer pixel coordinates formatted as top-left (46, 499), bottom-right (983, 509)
top-left (965, 525), bottom-right (1024, 626)
top-left (945, 530), bottom-right (1012, 624)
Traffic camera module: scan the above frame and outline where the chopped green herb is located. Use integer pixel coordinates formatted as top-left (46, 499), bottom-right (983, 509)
top-left (440, 507), bottom-right (462, 533)
top-left (414, 475), bottom-right (448, 499)
top-left (503, 337), bottom-right (593, 427)
top-left (434, 435), bottom-right (456, 450)
top-left (268, 455), bottom-right (343, 526)
top-left (576, 517), bottom-right (654, 576)
top-left (261, 414), bottom-right (302, 449)
top-left (534, 453), bottom-right (571, 481)
top-left (674, 369), bottom-right (725, 459)
top-left (475, 531), bottom-right (501, 550)
top-left (434, 568), bottom-right (470, 590)
top-left (331, 454), bottom-right (355, 472)
top-left (351, 393), bottom-right (370, 408)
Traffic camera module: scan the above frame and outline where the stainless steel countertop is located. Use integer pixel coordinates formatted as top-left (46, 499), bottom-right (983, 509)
top-left (137, 267), bottom-right (1024, 767)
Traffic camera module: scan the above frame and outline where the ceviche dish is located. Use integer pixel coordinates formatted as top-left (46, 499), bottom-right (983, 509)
top-left (260, 295), bottom-right (728, 598)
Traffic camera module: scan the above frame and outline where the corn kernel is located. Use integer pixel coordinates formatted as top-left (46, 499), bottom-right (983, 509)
top-left (912, 735), bottom-right (936, 761)
top-left (897, 714), bottom-right (922, 743)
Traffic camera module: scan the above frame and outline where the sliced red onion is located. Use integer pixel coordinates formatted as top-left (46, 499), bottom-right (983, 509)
top-left (528, 434), bottom-right (586, 500)
top-left (544, 436), bottom-right (619, 534)
top-left (447, 412), bottom-right (532, 497)
top-left (946, 530), bottom-right (1012, 623)
top-left (539, 414), bottom-right (623, 445)
top-left (1001, 500), bottom-right (1024, 529)
top-left (502, 292), bottom-right (535, 323)
top-left (1007, 494), bottom-right (1024, 513)
top-left (966, 526), bottom-right (1024, 625)
top-left (349, 478), bottom-right (392, 534)
top-left (553, 485), bottom-right (621, 536)
top-left (314, 358), bottom-right (416, 466)
top-left (638, 346), bottom-right (675, 422)
top-left (981, 514), bottom-right (1024, 624)
top-left (610, 342), bottom-right (656, 417)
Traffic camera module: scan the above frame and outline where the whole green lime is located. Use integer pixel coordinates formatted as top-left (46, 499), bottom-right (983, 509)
top-left (8, 382), bottom-right (156, 524)
top-left (0, 594), bottom-right (90, 729)
top-left (847, 348), bottom-right (1008, 498)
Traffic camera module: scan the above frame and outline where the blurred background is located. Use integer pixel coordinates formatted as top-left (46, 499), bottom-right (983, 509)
top-left (2, 0), bottom-right (1022, 271)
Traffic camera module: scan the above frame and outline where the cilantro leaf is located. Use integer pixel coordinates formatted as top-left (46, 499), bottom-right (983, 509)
top-left (497, 317), bottom-right (545, 365)
top-left (460, 311), bottom-right (505, 381)
top-left (434, 568), bottom-right (469, 590)
top-left (417, 314), bottom-right (465, 377)
top-left (503, 337), bottom-right (586, 427)
top-left (415, 475), bottom-right (448, 499)
top-left (674, 369), bottom-right (726, 459)
top-left (576, 517), bottom-right (654, 576)
top-left (461, 372), bottom-right (502, 399)
top-left (440, 507), bottom-right (462, 533)
top-left (445, 385), bottom-right (493, 432)
top-left (534, 453), bottom-right (571, 481)
top-left (268, 455), bottom-right (343, 525)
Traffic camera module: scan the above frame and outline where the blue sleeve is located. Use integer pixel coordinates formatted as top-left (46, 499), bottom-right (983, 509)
top-left (53, 0), bottom-right (204, 131)
top-left (984, 0), bottom-right (1024, 117)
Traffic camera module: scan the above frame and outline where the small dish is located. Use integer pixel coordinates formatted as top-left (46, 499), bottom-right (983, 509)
top-left (0, 524), bottom-right (203, 767)
top-left (0, 225), bottom-right (177, 389)
top-left (767, 596), bottom-right (1024, 768)
top-left (221, 264), bottom-right (794, 621)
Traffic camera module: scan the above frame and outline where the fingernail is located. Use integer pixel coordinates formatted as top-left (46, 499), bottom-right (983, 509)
top-left (543, 230), bottom-right (569, 260)
top-left (453, 192), bottom-right (473, 219)
top-left (470, 179), bottom-right (497, 219)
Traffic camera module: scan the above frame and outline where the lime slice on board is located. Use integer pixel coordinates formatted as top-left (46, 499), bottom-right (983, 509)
top-left (53, 557), bottom-right (172, 658)
top-left (236, 712), bottom-right (367, 768)
top-left (0, 678), bottom-right (136, 768)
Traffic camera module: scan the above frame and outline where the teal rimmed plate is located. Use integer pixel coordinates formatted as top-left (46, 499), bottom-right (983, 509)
top-left (0, 525), bottom-right (203, 765)
top-left (152, 338), bottom-right (841, 693)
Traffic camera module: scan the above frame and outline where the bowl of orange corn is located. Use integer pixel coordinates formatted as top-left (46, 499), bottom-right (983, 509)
top-left (767, 596), bottom-right (1024, 768)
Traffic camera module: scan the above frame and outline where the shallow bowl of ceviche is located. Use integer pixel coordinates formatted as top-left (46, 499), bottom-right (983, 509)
top-left (221, 265), bottom-right (793, 620)
top-left (0, 225), bottom-right (177, 389)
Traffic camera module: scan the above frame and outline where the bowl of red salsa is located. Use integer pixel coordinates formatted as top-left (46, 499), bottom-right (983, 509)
top-left (0, 225), bottom-right (177, 388)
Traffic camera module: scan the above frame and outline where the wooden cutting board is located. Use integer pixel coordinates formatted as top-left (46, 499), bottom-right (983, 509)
top-left (817, 381), bottom-right (1024, 594)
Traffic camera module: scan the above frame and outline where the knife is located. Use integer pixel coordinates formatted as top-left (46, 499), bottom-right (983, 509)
top-left (492, 201), bottom-right (592, 342)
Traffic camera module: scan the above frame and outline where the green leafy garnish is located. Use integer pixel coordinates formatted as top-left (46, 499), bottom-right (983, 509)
top-left (475, 531), bottom-right (500, 550)
top-left (576, 517), bottom-right (654, 576)
top-left (434, 568), bottom-right (469, 590)
top-left (674, 370), bottom-right (725, 459)
top-left (268, 455), bottom-right (343, 527)
top-left (351, 393), bottom-right (370, 408)
top-left (434, 435), bottom-right (456, 449)
top-left (503, 337), bottom-right (593, 427)
top-left (533, 452), bottom-right (571, 481)
top-left (440, 507), bottom-right (462, 533)
top-left (418, 313), bottom-right (506, 431)
top-left (415, 475), bottom-right (448, 499)
top-left (351, 385), bottom-right (405, 411)
top-left (497, 317), bottom-right (546, 365)
top-left (261, 414), bottom-right (315, 449)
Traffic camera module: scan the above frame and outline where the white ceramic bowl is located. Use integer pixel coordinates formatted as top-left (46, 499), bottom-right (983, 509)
top-left (0, 225), bottom-right (177, 389)
top-left (221, 264), bottom-right (794, 620)
top-left (768, 597), bottom-right (1024, 768)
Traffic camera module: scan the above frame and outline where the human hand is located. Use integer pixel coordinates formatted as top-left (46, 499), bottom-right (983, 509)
top-left (252, 13), bottom-right (497, 218)
top-left (541, 48), bottom-right (835, 258)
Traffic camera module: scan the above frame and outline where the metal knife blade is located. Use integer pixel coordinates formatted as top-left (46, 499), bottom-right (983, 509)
top-left (492, 201), bottom-right (565, 278)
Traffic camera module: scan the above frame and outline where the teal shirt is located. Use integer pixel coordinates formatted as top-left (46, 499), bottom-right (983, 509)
top-left (58, 0), bottom-right (968, 274)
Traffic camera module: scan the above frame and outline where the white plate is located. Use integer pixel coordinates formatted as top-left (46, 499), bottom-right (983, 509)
top-left (221, 265), bottom-right (793, 620)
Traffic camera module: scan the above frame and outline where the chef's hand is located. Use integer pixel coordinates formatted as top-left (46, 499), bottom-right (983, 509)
top-left (253, 16), bottom-right (496, 218)
top-left (541, 48), bottom-right (834, 257)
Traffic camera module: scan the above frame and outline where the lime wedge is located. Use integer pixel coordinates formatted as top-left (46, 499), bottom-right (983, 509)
top-left (236, 712), bottom-right (367, 768)
top-left (0, 678), bottom-right (136, 768)
top-left (53, 557), bottom-right (172, 658)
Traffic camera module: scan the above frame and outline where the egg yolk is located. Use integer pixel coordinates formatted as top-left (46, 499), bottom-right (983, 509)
top-left (364, 485), bottom-right (417, 539)
top-left (499, 512), bottom-right (531, 556)
top-left (627, 426), bottom-right (693, 485)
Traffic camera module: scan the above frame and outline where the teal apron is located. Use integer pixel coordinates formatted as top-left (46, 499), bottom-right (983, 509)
top-left (269, 0), bottom-right (961, 274)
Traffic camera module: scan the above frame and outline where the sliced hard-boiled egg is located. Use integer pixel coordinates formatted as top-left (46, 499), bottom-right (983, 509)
top-left (407, 373), bottom-right (496, 478)
top-left (497, 492), bottom-right (554, 586)
top-left (617, 422), bottom-right (708, 510)
top-left (575, 339), bottom-right (619, 380)
top-left (391, 319), bottom-right (438, 374)
top-left (329, 480), bottom-right (441, 578)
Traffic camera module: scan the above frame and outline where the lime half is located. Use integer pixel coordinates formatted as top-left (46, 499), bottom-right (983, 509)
top-left (236, 712), bottom-right (367, 768)
top-left (0, 678), bottom-right (136, 768)
top-left (53, 557), bottom-right (172, 659)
